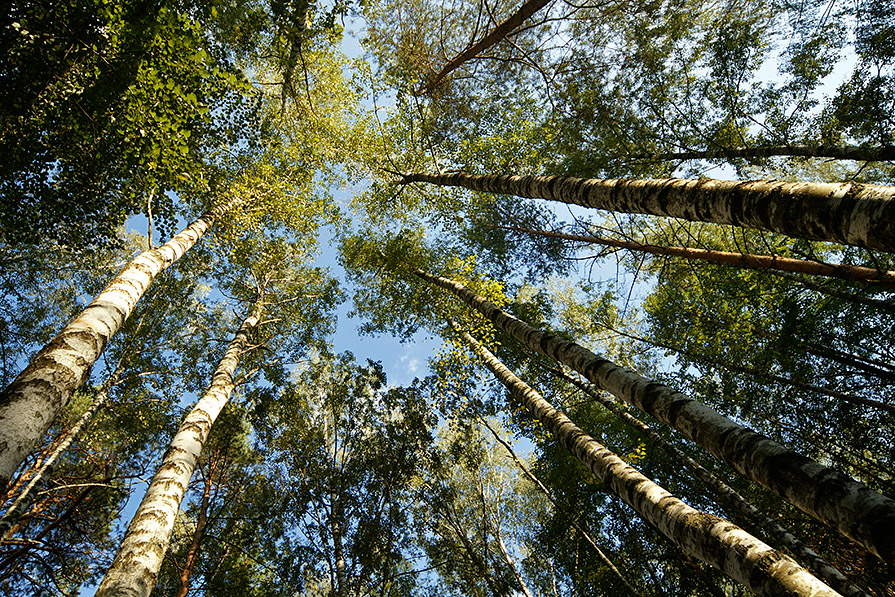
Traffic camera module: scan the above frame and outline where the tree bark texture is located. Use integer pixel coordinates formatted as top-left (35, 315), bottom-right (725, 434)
top-left (95, 300), bottom-right (262, 597)
top-left (454, 325), bottom-right (839, 596)
top-left (498, 224), bottom-right (895, 286)
top-left (414, 268), bottom-right (895, 562)
top-left (0, 199), bottom-right (238, 489)
top-left (552, 368), bottom-right (866, 597)
top-left (402, 172), bottom-right (895, 253)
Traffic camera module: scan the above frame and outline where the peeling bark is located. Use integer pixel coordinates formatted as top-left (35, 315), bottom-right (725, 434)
top-left (95, 299), bottom-right (262, 597)
top-left (401, 172), bottom-right (895, 253)
top-left (414, 267), bottom-right (895, 562)
top-left (0, 199), bottom-right (239, 488)
top-left (454, 324), bottom-right (839, 596)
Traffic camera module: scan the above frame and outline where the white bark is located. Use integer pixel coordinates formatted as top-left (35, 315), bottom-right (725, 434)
top-left (0, 199), bottom-right (238, 488)
top-left (415, 268), bottom-right (895, 562)
top-left (455, 325), bottom-right (839, 596)
top-left (402, 172), bottom-right (895, 252)
top-left (95, 300), bottom-right (262, 597)
top-left (556, 369), bottom-right (866, 597)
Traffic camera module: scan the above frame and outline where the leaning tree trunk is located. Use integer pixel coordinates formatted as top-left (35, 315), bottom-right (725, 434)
top-left (413, 267), bottom-right (895, 562)
top-left (549, 366), bottom-right (866, 597)
top-left (453, 324), bottom-right (838, 596)
top-left (497, 224), bottom-right (895, 286)
top-left (0, 198), bottom-right (239, 488)
top-left (400, 172), bottom-right (895, 253)
top-left (95, 299), bottom-right (263, 597)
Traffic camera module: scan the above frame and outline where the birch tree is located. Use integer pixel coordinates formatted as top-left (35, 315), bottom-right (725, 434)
top-left (95, 291), bottom-right (265, 597)
top-left (400, 171), bottom-right (895, 253)
top-left (451, 321), bottom-right (837, 595)
top-left (399, 262), bottom-right (895, 562)
top-left (0, 197), bottom-right (241, 489)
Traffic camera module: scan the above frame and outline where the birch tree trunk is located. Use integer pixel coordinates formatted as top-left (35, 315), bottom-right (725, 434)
top-left (497, 224), bottom-right (895, 286)
top-left (401, 172), bottom-right (895, 252)
top-left (414, 267), bottom-right (895, 562)
top-left (551, 367), bottom-right (866, 597)
top-left (453, 324), bottom-right (838, 596)
top-left (95, 299), bottom-right (263, 597)
top-left (0, 198), bottom-right (238, 488)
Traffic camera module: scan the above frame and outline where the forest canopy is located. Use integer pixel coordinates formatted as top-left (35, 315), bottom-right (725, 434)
top-left (0, 0), bottom-right (894, 595)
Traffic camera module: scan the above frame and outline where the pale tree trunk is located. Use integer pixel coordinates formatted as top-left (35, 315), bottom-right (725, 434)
top-left (331, 496), bottom-right (349, 597)
top-left (0, 379), bottom-right (114, 543)
top-left (95, 298), bottom-right (263, 597)
top-left (401, 172), bottom-right (895, 252)
top-left (631, 145), bottom-right (895, 163)
top-left (421, 0), bottom-right (553, 94)
top-left (453, 324), bottom-right (838, 596)
top-left (175, 452), bottom-right (217, 597)
top-left (413, 267), bottom-right (895, 562)
top-left (0, 198), bottom-right (238, 488)
top-left (550, 367), bottom-right (866, 597)
top-left (477, 417), bottom-right (642, 596)
top-left (496, 224), bottom-right (895, 286)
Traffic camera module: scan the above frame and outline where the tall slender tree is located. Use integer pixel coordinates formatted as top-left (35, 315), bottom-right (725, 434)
top-left (0, 198), bottom-right (240, 489)
top-left (95, 293), bottom-right (265, 597)
top-left (400, 171), bottom-right (895, 252)
top-left (407, 264), bottom-right (895, 562)
top-left (451, 320), bottom-right (837, 595)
